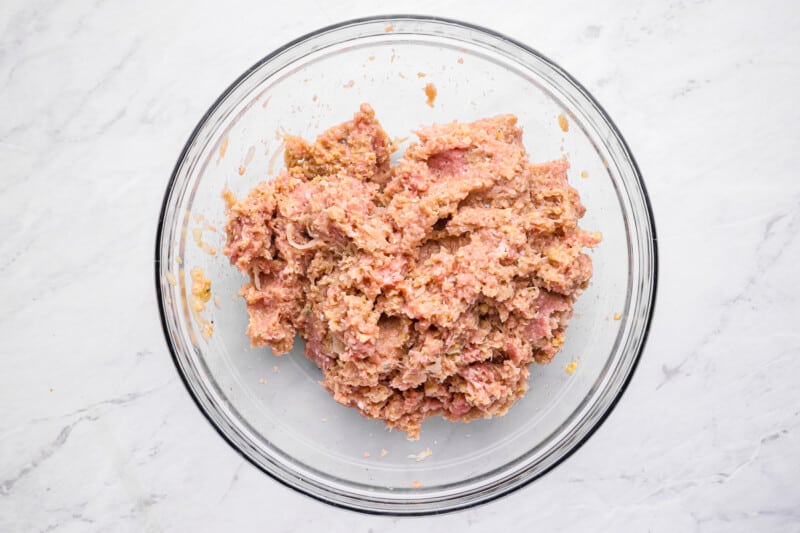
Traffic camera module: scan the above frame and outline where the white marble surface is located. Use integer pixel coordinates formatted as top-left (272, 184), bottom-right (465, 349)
top-left (1, 0), bottom-right (799, 531)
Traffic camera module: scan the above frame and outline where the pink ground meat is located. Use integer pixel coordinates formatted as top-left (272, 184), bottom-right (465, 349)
top-left (224, 104), bottom-right (599, 439)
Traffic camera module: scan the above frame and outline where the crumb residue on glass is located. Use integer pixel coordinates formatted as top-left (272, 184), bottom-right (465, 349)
top-left (565, 358), bottom-right (579, 375)
top-left (219, 136), bottom-right (229, 159)
top-left (343, 80), bottom-right (355, 89)
top-left (363, 451), bottom-right (370, 458)
top-left (190, 267), bottom-right (214, 340)
top-left (368, 55), bottom-right (375, 61)
top-left (222, 188), bottom-right (237, 210)
top-left (580, 170), bottom-right (589, 179)
top-left (389, 136), bottom-right (409, 153)
top-left (176, 256), bottom-right (182, 264)
top-left (273, 365), bottom-right (280, 373)
top-left (457, 57), bottom-right (464, 64)
top-left (238, 145), bottom-right (256, 175)
top-left (385, 24), bottom-right (394, 33)
top-left (390, 49), bottom-right (396, 63)
top-left (165, 272), bottom-right (177, 286)
top-left (417, 72), bottom-right (426, 78)
top-left (312, 94), bottom-right (318, 102)
top-left (191, 268), bottom-right (211, 306)
top-left (213, 294), bottom-right (221, 309)
top-left (424, 83), bottom-right (437, 107)
top-left (408, 448), bottom-right (433, 462)
top-left (192, 227), bottom-right (217, 256)
top-left (380, 448), bottom-right (388, 457)
top-left (411, 481), bottom-right (422, 488)
top-left (259, 377), bottom-right (267, 384)
top-left (613, 312), bottom-right (622, 321)
top-left (262, 97), bottom-right (271, 108)
top-left (558, 113), bottom-right (569, 132)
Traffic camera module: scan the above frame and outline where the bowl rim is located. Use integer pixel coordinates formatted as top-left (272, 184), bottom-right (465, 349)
top-left (154, 13), bottom-right (659, 515)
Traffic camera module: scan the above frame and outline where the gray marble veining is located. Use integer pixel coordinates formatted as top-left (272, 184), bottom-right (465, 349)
top-left (1, 0), bottom-right (798, 531)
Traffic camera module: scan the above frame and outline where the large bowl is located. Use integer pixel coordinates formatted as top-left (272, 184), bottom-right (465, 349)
top-left (155, 15), bottom-right (657, 514)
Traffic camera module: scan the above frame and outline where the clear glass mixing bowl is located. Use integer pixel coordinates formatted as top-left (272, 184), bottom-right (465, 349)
top-left (155, 15), bottom-right (657, 514)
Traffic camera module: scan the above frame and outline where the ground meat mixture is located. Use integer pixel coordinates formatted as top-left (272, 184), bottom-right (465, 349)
top-left (224, 104), bottom-right (600, 439)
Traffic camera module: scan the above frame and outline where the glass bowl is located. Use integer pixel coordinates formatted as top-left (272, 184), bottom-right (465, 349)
top-left (155, 15), bottom-right (657, 514)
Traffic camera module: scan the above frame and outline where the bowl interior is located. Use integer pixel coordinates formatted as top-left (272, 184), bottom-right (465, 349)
top-left (157, 16), bottom-right (654, 513)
